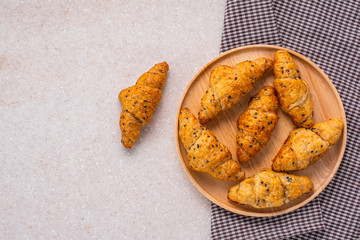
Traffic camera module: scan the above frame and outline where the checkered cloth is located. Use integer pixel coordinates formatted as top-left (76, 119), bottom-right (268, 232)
top-left (211, 1), bottom-right (360, 239)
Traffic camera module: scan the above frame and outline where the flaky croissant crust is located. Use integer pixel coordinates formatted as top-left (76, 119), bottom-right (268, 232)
top-left (272, 119), bottom-right (344, 172)
top-left (228, 169), bottom-right (313, 208)
top-left (179, 108), bottom-right (245, 182)
top-left (273, 50), bottom-right (314, 128)
top-left (198, 58), bottom-right (273, 125)
top-left (119, 62), bottom-right (169, 148)
top-left (236, 86), bottom-right (279, 162)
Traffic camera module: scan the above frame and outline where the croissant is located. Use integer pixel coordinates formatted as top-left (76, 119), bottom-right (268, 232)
top-left (228, 169), bottom-right (313, 208)
top-left (272, 119), bottom-right (344, 172)
top-left (273, 50), bottom-right (314, 128)
top-left (198, 58), bottom-right (273, 124)
top-left (179, 108), bottom-right (245, 181)
top-left (236, 86), bottom-right (279, 162)
top-left (118, 62), bottom-right (169, 148)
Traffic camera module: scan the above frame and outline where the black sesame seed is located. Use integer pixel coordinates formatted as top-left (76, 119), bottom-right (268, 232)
top-left (255, 112), bottom-right (258, 115)
top-left (206, 160), bottom-right (209, 163)
top-left (265, 184), bottom-right (267, 187)
top-left (267, 189), bottom-right (269, 192)
top-left (261, 181), bottom-right (264, 184)
top-left (249, 145), bottom-right (252, 148)
top-left (220, 149), bottom-right (223, 152)
top-left (228, 96), bottom-right (232, 99)
top-left (262, 126), bottom-right (265, 129)
top-left (212, 145), bottom-right (214, 147)
top-left (193, 157), bottom-right (195, 159)
top-left (311, 150), bottom-right (314, 153)
top-left (302, 114), bottom-right (305, 116)
top-left (246, 125), bottom-right (249, 128)
top-left (184, 124), bottom-right (186, 127)
top-left (255, 117), bottom-right (257, 119)
top-left (197, 144), bottom-right (199, 148)
top-left (282, 70), bottom-right (284, 74)
top-left (122, 123), bottom-right (124, 125)
top-left (240, 143), bottom-right (243, 146)
top-left (251, 65), bottom-right (254, 67)
top-left (321, 145), bottom-right (323, 148)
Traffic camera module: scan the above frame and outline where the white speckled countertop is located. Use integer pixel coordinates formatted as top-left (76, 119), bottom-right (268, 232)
top-left (0, 1), bottom-right (226, 239)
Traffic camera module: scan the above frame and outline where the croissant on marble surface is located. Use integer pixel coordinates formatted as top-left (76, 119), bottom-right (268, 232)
top-left (119, 62), bottom-right (169, 148)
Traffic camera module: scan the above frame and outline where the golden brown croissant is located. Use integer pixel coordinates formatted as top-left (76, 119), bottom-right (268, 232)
top-left (179, 108), bottom-right (245, 181)
top-left (273, 50), bottom-right (314, 128)
top-left (236, 86), bottom-right (279, 162)
top-left (119, 62), bottom-right (169, 148)
top-left (228, 169), bottom-right (313, 208)
top-left (272, 119), bottom-right (344, 172)
top-left (198, 58), bottom-right (273, 124)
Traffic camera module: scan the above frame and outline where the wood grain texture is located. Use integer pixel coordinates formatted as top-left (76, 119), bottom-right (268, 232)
top-left (175, 45), bottom-right (347, 217)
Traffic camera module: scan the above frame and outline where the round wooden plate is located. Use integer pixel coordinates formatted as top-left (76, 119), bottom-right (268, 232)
top-left (175, 45), bottom-right (347, 217)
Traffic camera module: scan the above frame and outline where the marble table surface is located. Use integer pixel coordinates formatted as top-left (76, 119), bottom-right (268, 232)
top-left (1, 1), bottom-right (227, 239)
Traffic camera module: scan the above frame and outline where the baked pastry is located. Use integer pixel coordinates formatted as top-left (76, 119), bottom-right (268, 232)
top-left (228, 169), bottom-right (313, 208)
top-left (236, 86), bottom-right (279, 162)
top-left (273, 50), bottom-right (314, 128)
top-left (198, 58), bottom-right (273, 124)
top-left (272, 119), bottom-right (344, 171)
top-left (119, 62), bottom-right (169, 148)
top-left (179, 108), bottom-right (245, 181)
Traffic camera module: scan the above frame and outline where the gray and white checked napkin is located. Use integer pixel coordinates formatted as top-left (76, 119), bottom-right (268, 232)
top-left (211, 1), bottom-right (360, 239)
